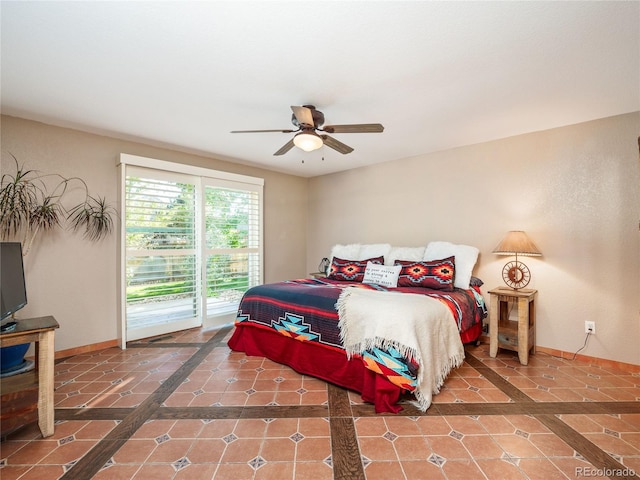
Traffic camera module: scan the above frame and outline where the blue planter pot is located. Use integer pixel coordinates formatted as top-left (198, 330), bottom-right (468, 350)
top-left (0, 343), bottom-right (30, 372)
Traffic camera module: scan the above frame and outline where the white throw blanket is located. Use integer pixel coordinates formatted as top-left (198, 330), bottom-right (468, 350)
top-left (336, 287), bottom-right (465, 411)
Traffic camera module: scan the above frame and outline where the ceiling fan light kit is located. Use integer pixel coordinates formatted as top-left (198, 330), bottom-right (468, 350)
top-left (231, 105), bottom-right (384, 156)
top-left (293, 131), bottom-right (323, 152)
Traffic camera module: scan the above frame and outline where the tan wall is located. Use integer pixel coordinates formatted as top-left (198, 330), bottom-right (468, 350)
top-left (307, 113), bottom-right (640, 366)
top-left (1, 115), bottom-right (308, 352)
top-left (4, 113), bottom-right (639, 365)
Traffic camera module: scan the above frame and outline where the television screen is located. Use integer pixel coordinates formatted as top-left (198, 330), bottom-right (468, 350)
top-left (1, 242), bottom-right (28, 321)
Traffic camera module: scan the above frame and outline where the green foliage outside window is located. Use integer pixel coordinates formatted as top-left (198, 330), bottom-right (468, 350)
top-left (125, 177), bottom-right (255, 303)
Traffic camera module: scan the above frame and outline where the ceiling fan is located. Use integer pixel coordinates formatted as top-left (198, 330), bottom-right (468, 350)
top-left (231, 105), bottom-right (384, 156)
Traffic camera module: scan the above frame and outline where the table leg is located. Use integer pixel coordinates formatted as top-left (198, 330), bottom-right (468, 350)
top-left (530, 295), bottom-right (536, 355)
top-left (37, 330), bottom-right (55, 437)
top-left (489, 294), bottom-right (499, 357)
top-left (517, 297), bottom-right (529, 366)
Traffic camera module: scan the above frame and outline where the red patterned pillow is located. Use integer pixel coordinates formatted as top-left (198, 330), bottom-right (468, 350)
top-left (395, 257), bottom-right (455, 290)
top-left (327, 256), bottom-right (384, 282)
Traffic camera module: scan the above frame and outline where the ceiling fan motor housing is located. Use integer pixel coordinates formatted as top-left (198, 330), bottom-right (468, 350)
top-left (291, 105), bottom-right (325, 128)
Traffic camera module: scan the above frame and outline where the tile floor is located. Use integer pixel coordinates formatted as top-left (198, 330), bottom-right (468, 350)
top-left (1, 326), bottom-right (639, 479)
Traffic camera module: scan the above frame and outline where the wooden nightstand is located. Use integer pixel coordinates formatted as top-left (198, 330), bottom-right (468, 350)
top-left (488, 287), bottom-right (537, 365)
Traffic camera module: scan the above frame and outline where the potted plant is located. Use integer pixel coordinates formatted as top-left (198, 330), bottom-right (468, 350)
top-left (0, 154), bottom-right (115, 374)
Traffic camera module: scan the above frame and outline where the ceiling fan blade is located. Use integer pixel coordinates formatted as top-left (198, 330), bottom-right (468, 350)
top-left (322, 123), bottom-right (384, 134)
top-left (231, 129), bottom-right (296, 133)
top-left (274, 138), bottom-right (295, 156)
top-left (291, 106), bottom-right (315, 127)
top-left (321, 135), bottom-right (354, 154)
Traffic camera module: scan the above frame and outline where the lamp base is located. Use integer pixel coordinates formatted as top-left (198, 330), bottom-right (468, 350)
top-left (502, 261), bottom-right (531, 289)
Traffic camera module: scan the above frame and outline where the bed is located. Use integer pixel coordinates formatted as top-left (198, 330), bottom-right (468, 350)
top-left (227, 242), bottom-right (487, 413)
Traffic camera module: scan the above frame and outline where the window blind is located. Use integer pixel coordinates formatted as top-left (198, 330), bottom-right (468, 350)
top-left (125, 174), bottom-right (199, 330)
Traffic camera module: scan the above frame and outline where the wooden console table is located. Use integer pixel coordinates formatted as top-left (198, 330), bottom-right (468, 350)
top-left (0, 316), bottom-right (59, 438)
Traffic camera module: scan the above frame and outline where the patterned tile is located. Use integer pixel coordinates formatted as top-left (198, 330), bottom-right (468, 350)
top-left (5, 327), bottom-right (638, 480)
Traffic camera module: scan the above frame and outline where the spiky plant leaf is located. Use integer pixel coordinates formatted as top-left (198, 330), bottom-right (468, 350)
top-left (0, 162), bottom-right (39, 238)
top-left (68, 195), bottom-right (115, 241)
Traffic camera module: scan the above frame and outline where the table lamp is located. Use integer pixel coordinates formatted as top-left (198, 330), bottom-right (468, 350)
top-left (492, 231), bottom-right (541, 289)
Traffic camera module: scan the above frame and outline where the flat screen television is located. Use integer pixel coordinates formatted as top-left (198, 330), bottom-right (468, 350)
top-left (1, 242), bottom-right (28, 321)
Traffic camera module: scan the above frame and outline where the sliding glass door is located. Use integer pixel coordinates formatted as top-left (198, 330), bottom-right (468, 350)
top-left (204, 180), bottom-right (261, 317)
top-left (124, 169), bottom-right (200, 340)
top-left (120, 156), bottom-right (263, 343)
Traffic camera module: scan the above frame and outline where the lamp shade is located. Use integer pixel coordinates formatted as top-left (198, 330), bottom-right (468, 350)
top-left (492, 231), bottom-right (541, 256)
top-left (293, 131), bottom-right (323, 152)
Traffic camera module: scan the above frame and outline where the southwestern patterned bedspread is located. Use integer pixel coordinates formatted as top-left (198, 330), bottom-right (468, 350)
top-left (229, 277), bottom-right (486, 409)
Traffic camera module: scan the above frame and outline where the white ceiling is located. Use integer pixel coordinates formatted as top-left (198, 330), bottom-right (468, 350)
top-left (1, 1), bottom-right (639, 178)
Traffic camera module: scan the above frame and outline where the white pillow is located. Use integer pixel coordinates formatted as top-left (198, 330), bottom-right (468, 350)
top-left (362, 261), bottom-right (401, 288)
top-left (330, 244), bottom-right (361, 263)
top-left (424, 241), bottom-right (479, 290)
top-left (385, 246), bottom-right (426, 265)
top-left (358, 243), bottom-right (391, 260)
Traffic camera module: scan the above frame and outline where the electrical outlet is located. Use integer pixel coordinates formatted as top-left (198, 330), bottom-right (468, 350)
top-left (585, 321), bottom-right (596, 335)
